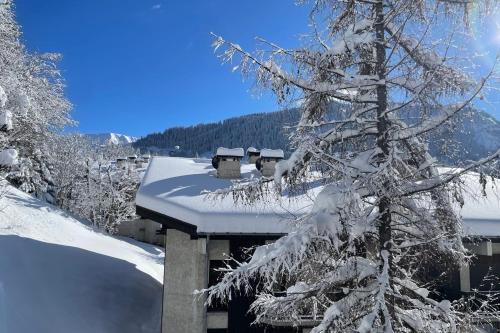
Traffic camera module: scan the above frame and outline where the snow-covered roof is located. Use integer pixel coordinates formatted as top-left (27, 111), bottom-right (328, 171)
top-left (260, 148), bottom-right (284, 159)
top-left (456, 171), bottom-right (500, 237)
top-left (136, 157), bottom-right (500, 237)
top-left (216, 147), bottom-right (244, 157)
top-left (247, 147), bottom-right (260, 153)
top-left (136, 157), bottom-right (313, 235)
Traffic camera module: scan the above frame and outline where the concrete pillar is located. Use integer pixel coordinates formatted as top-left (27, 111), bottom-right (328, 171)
top-left (460, 263), bottom-right (471, 292)
top-left (163, 229), bottom-right (207, 333)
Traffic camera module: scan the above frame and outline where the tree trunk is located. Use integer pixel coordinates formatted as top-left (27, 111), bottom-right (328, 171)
top-left (374, 0), bottom-right (394, 324)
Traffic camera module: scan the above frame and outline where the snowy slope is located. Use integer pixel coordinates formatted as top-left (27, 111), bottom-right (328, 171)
top-left (0, 184), bottom-right (164, 333)
top-left (86, 133), bottom-right (138, 146)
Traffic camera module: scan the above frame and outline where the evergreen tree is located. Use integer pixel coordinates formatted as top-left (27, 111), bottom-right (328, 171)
top-left (206, 0), bottom-right (500, 331)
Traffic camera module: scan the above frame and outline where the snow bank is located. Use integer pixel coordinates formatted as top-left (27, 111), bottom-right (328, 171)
top-left (0, 184), bottom-right (164, 333)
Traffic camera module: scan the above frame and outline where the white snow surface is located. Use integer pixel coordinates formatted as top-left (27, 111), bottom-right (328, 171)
top-left (0, 110), bottom-right (12, 131)
top-left (16, 93), bottom-right (30, 116)
top-left (247, 147), bottom-right (259, 153)
top-left (0, 184), bottom-right (164, 333)
top-left (137, 157), bottom-right (500, 237)
top-left (136, 157), bottom-right (314, 234)
top-left (458, 172), bottom-right (500, 237)
top-left (260, 148), bottom-right (284, 159)
top-left (216, 147), bottom-right (244, 157)
top-left (0, 85), bottom-right (6, 108)
top-left (0, 148), bottom-right (17, 166)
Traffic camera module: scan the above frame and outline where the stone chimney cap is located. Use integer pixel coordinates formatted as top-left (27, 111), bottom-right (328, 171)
top-left (216, 147), bottom-right (244, 157)
top-left (247, 147), bottom-right (259, 153)
top-left (260, 149), bottom-right (284, 159)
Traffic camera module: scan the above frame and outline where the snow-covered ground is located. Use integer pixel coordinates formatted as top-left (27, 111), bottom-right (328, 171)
top-left (0, 184), bottom-right (164, 333)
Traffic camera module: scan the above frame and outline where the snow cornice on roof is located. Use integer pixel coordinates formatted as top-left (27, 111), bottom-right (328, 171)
top-left (135, 157), bottom-right (309, 235)
top-left (260, 148), bottom-right (284, 159)
top-left (135, 157), bottom-right (500, 237)
top-left (216, 147), bottom-right (244, 157)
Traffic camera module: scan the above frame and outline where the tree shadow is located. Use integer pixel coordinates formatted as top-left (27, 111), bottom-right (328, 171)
top-left (0, 235), bottom-right (162, 333)
top-left (114, 235), bottom-right (165, 263)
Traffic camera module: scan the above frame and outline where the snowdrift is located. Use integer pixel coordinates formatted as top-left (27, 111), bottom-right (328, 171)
top-left (0, 185), bottom-right (164, 333)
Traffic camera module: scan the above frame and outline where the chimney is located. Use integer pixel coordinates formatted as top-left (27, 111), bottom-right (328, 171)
top-left (212, 147), bottom-right (244, 178)
top-left (116, 157), bottom-right (127, 169)
top-left (257, 149), bottom-right (284, 177)
top-left (246, 147), bottom-right (260, 164)
top-left (135, 158), bottom-right (145, 168)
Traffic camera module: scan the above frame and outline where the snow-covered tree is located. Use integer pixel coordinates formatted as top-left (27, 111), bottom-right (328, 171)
top-left (49, 134), bottom-right (139, 233)
top-left (205, 0), bottom-right (500, 331)
top-left (0, 0), bottom-right (24, 166)
top-left (0, 0), bottom-right (72, 200)
top-left (77, 157), bottom-right (139, 233)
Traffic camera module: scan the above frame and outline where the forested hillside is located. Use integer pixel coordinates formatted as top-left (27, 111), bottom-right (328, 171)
top-left (134, 107), bottom-right (500, 165)
top-left (133, 109), bottom-right (299, 156)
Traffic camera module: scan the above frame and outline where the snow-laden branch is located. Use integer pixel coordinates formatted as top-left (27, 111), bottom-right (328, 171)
top-left (385, 22), bottom-right (474, 92)
top-left (211, 33), bottom-right (379, 104)
top-left (391, 75), bottom-right (490, 141)
top-left (400, 149), bottom-right (500, 197)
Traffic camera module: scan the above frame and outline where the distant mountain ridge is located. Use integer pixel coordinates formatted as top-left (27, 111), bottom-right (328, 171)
top-left (133, 108), bottom-right (500, 165)
top-left (86, 133), bottom-right (137, 146)
top-left (133, 110), bottom-right (298, 157)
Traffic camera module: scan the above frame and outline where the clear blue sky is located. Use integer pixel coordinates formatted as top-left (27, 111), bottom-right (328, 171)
top-left (13, 1), bottom-right (500, 137)
top-left (14, 0), bottom-right (309, 137)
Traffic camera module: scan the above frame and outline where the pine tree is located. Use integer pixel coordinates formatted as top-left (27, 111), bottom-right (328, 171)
top-left (206, 1), bottom-right (500, 331)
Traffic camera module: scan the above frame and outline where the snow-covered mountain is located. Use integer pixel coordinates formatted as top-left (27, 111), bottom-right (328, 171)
top-left (85, 133), bottom-right (138, 146)
top-left (0, 183), bottom-right (163, 333)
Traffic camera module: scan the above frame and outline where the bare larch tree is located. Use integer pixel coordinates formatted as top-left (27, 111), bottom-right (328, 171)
top-left (204, 0), bottom-right (500, 332)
